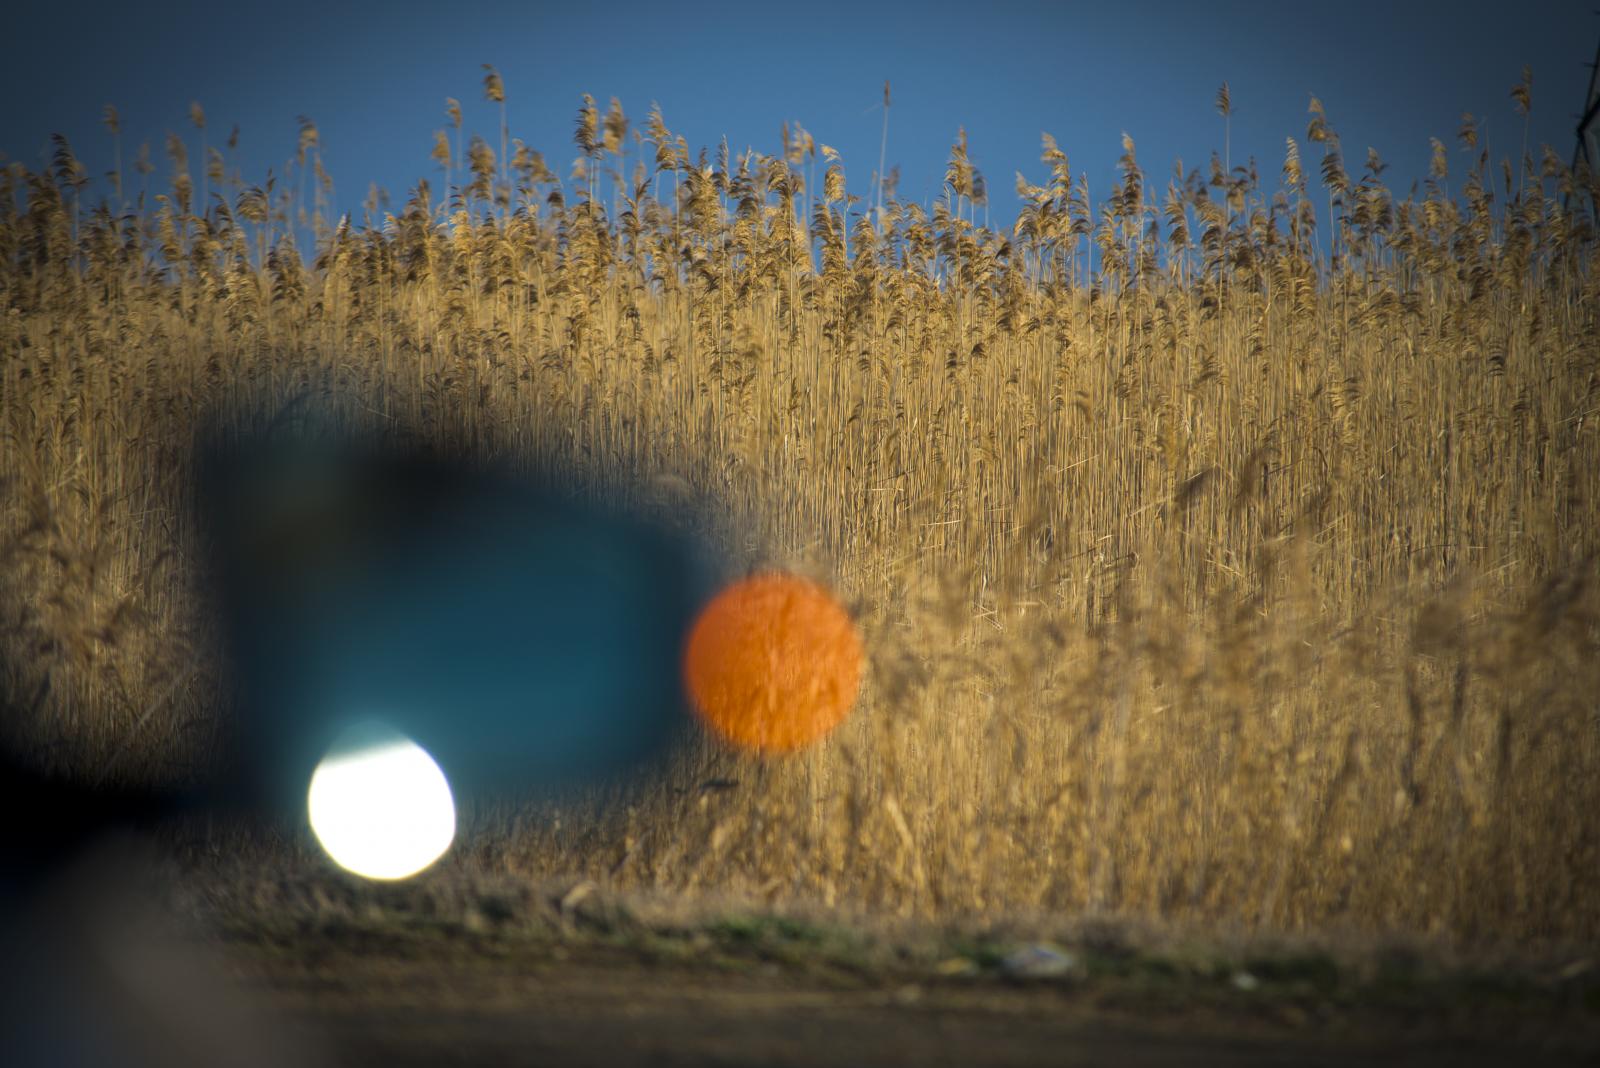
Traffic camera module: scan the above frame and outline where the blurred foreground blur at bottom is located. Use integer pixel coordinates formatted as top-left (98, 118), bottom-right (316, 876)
top-left (0, 838), bottom-right (328, 1068)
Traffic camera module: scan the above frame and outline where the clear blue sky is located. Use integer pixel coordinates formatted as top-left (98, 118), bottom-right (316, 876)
top-left (1, 0), bottom-right (1590, 231)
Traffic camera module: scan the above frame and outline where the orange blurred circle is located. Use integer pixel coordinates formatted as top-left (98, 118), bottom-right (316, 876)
top-left (683, 573), bottom-right (863, 753)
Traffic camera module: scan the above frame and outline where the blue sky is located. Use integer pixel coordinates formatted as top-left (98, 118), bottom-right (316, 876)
top-left (1, 0), bottom-right (1589, 232)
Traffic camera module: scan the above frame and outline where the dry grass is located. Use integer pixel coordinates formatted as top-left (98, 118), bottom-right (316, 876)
top-left (2, 84), bottom-right (1598, 946)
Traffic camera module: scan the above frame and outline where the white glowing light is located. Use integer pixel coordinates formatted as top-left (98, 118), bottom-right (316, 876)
top-left (307, 726), bottom-right (456, 880)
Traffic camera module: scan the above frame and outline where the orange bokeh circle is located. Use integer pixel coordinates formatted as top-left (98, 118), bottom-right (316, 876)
top-left (683, 573), bottom-right (863, 753)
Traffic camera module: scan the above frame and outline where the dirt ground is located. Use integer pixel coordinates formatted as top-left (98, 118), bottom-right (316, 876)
top-left (11, 845), bottom-right (1596, 1068)
top-left (228, 929), bottom-right (1600, 1067)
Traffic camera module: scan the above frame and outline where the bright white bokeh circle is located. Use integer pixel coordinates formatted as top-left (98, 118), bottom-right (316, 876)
top-left (307, 727), bottom-right (456, 880)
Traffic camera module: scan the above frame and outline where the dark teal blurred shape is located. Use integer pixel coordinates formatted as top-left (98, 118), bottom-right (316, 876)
top-left (200, 434), bottom-right (712, 815)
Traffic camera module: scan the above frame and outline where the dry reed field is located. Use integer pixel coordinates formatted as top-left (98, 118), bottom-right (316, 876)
top-left (2, 77), bottom-right (1598, 949)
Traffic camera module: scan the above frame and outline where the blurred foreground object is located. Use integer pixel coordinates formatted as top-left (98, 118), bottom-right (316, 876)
top-left (683, 573), bottom-right (863, 752)
top-left (199, 428), bottom-right (714, 861)
top-left (307, 722), bottom-right (456, 880)
top-left (0, 834), bottom-right (329, 1068)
